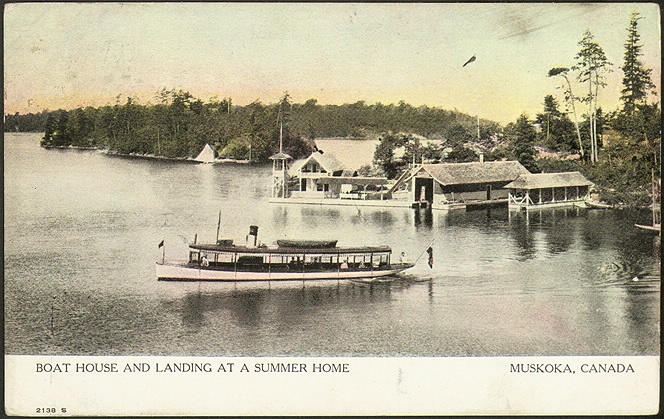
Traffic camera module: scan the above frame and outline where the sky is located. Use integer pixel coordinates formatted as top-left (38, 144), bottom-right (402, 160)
top-left (4, 2), bottom-right (661, 124)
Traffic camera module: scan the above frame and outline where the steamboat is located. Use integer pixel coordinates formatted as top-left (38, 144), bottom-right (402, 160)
top-left (156, 225), bottom-right (414, 281)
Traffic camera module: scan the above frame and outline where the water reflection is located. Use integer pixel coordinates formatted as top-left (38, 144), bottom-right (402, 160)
top-left (166, 280), bottom-right (405, 332)
top-left (414, 208), bottom-right (433, 228)
top-left (507, 212), bottom-right (537, 260)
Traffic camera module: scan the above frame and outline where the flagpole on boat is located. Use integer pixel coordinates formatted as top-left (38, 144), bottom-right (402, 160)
top-left (414, 239), bottom-right (435, 265)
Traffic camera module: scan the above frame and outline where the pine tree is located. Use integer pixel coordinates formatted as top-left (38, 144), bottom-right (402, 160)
top-left (535, 95), bottom-right (577, 152)
top-left (620, 11), bottom-right (656, 114)
top-left (507, 114), bottom-right (539, 173)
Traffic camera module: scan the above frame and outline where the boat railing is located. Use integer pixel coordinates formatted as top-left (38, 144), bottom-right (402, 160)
top-left (182, 260), bottom-right (393, 272)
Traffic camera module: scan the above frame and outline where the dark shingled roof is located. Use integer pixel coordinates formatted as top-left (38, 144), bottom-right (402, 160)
top-left (416, 161), bottom-right (530, 185)
top-left (504, 172), bottom-right (594, 190)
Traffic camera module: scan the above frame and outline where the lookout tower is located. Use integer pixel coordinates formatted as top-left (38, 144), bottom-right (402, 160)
top-left (269, 151), bottom-right (292, 198)
top-left (269, 124), bottom-right (292, 198)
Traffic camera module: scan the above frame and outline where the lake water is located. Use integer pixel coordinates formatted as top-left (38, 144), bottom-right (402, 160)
top-left (4, 132), bottom-right (660, 356)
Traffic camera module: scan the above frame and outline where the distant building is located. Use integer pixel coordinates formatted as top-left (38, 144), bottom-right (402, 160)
top-left (398, 161), bottom-right (531, 209)
top-left (505, 172), bottom-right (594, 210)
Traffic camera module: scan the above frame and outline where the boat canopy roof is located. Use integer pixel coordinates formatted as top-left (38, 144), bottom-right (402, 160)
top-left (277, 239), bottom-right (338, 248)
top-left (190, 243), bottom-right (391, 254)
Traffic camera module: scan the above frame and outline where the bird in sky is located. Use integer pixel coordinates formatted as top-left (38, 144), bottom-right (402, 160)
top-left (462, 55), bottom-right (476, 67)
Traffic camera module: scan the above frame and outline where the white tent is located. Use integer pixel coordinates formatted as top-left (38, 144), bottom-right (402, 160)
top-left (195, 144), bottom-right (216, 163)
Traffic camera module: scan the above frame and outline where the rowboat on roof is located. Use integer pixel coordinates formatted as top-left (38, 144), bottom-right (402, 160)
top-left (156, 225), bottom-right (414, 281)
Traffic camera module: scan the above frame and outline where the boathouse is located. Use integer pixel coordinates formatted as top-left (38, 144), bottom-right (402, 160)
top-left (287, 150), bottom-right (388, 199)
top-left (504, 172), bottom-right (594, 209)
top-left (404, 161), bottom-right (531, 209)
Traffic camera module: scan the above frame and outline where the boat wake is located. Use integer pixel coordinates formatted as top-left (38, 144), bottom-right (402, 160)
top-left (592, 260), bottom-right (661, 292)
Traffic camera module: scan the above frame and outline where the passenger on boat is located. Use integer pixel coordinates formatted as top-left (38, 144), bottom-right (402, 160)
top-left (340, 260), bottom-right (349, 270)
top-left (400, 252), bottom-right (407, 263)
top-left (201, 255), bottom-right (209, 267)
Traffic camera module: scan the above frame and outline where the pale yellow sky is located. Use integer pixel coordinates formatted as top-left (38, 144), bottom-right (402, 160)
top-left (4, 2), bottom-right (661, 123)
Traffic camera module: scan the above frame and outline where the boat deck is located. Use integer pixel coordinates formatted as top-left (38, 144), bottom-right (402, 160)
top-left (269, 197), bottom-right (415, 208)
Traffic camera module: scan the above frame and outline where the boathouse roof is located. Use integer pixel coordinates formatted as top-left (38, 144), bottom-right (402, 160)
top-left (504, 172), bottom-right (594, 190)
top-left (416, 161), bottom-right (530, 186)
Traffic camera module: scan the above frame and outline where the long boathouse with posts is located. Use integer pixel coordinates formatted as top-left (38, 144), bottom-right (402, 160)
top-left (391, 160), bottom-right (531, 210)
top-left (505, 172), bottom-right (594, 210)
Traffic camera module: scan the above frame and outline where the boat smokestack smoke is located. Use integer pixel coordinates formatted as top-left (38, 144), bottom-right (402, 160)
top-left (248, 225), bottom-right (259, 247)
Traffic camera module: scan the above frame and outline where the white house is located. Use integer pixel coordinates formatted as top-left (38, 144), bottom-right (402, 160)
top-left (284, 151), bottom-right (388, 199)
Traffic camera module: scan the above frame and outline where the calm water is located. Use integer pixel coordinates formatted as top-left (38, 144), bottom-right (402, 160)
top-left (4, 133), bottom-right (660, 356)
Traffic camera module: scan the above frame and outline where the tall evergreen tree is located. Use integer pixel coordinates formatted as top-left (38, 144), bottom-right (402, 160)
top-left (506, 114), bottom-right (538, 173)
top-left (535, 95), bottom-right (577, 152)
top-left (620, 11), bottom-right (656, 114)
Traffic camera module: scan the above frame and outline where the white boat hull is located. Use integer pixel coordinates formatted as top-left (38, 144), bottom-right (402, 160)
top-left (156, 262), bottom-right (414, 281)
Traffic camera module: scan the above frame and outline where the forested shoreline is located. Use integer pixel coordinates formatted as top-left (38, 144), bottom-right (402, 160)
top-left (4, 91), bottom-right (501, 163)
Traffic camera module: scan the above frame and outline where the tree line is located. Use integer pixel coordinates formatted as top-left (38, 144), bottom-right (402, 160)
top-left (4, 90), bottom-right (501, 163)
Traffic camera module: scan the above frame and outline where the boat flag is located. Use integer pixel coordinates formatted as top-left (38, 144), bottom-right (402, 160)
top-left (426, 246), bottom-right (434, 268)
top-left (158, 240), bottom-right (164, 248)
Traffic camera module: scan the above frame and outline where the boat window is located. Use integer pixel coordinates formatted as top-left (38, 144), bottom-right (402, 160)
top-left (304, 255), bottom-right (324, 264)
top-left (237, 255), bottom-right (264, 264)
top-left (213, 252), bottom-right (234, 263)
top-left (189, 251), bottom-right (199, 263)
